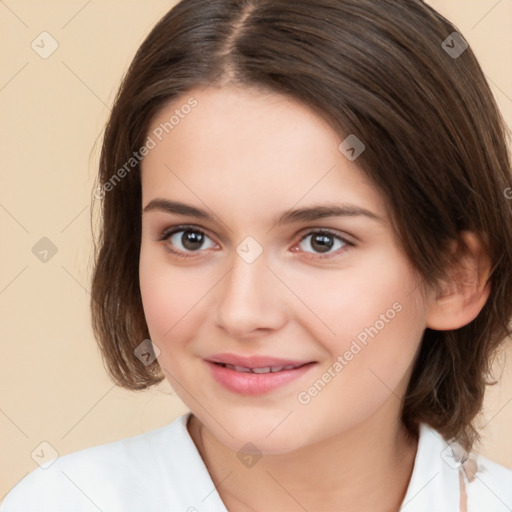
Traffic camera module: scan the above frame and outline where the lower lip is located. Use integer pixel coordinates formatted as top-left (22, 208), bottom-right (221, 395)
top-left (205, 360), bottom-right (316, 396)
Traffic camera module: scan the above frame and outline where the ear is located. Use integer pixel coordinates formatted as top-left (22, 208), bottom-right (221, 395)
top-left (426, 231), bottom-right (492, 331)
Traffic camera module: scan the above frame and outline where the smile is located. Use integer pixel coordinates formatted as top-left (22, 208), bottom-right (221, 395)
top-left (215, 363), bottom-right (304, 373)
top-left (204, 355), bottom-right (316, 395)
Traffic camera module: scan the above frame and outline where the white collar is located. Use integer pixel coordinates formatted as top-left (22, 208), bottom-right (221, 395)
top-left (400, 423), bottom-right (461, 510)
top-left (178, 415), bottom-right (459, 510)
top-left (178, 414), bottom-right (510, 511)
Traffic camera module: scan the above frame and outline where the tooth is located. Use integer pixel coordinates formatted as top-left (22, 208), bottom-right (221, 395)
top-left (252, 367), bottom-right (272, 374)
top-left (233, 365), bottom-right (252, 373)
top-left (221, 363), bottom-right (300, 374)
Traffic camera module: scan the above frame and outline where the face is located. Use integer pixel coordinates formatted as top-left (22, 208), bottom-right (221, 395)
top-left (139, 85), bottom-right (431, 455)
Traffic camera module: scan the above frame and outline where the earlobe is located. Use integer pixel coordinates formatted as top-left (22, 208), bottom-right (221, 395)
top-left (426, 231), bottom-right (492, 331)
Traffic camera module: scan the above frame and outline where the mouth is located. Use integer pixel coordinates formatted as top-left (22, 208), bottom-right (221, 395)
top-left (204, 355), bottom-right (316, 395)
top-left (211, 362), bottom-right (310, 373)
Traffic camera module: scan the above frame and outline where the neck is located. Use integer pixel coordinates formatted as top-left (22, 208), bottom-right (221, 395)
top-left (187, 398), bottom-right (419, 512)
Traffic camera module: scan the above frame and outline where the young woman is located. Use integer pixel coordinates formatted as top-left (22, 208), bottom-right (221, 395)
top-left (3, 1), bottom-right (511, 510)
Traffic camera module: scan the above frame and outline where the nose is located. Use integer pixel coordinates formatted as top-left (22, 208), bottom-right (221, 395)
top-left (214, 247), bottom-right (288, 340)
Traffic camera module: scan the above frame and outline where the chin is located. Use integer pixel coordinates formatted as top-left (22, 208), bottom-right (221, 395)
top-left (199, 409), bottom-right (312, 455)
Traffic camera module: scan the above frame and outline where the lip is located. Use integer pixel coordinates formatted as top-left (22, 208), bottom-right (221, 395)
top-left (205, 353), bottom-right (316, 396)
top-left (206, 353), bottom-right (312, 369)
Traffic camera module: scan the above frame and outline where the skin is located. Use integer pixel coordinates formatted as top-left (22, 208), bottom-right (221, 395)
top-left (139, 85), bottom-right (491, 512)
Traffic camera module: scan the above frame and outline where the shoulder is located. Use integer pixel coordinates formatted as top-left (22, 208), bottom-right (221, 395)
top-left (403, 423), bottom-right (512, 512)
top-left (0, 413), bottom-right (209, 512)
top-left (465, 451), bottom-right (512, 512)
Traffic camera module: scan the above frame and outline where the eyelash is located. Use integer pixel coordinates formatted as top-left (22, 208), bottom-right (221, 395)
top-left (157, 224), bottom-right (354, 260)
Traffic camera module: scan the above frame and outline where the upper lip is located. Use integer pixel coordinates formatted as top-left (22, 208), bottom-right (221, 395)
top-left (206, 353), bottom-right (314, 369)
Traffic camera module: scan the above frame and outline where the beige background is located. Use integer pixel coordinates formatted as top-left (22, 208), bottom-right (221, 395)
top-left (1, 0), bottom-right (511, 500)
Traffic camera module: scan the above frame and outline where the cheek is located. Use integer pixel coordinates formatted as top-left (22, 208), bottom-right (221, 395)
top-left (138, 249), bottom-right (209, 347)
top-left (290, 249), bottom-right (426, 400)
top-left (287, 247), bottom-right (423, 348)
top-left (291, 290), bottom-right (425, 445)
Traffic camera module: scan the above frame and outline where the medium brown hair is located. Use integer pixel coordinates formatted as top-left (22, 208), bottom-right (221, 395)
top-left (90, 0), bottom-right (512, 451)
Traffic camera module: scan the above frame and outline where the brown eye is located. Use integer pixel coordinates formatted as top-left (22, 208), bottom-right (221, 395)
top-left (180, 230), bottom-right (205, 251)
top-left (298, 231), bottom-right (349, 256)
top-left (164, 228), bottom-right (217, 253)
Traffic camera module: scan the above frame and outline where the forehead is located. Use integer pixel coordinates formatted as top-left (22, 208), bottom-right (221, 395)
top-left (140, 86), bottom-right (387, 224)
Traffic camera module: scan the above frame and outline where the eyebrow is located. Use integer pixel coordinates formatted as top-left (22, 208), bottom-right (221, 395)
top-left (142, 198), bottom-right (384, 225)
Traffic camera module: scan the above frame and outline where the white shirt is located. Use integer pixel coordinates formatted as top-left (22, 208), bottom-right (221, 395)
top-left (2, 412), bottom-right (511, 511)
